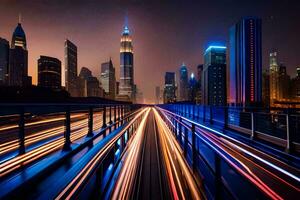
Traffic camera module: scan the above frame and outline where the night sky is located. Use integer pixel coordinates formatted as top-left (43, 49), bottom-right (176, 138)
top-left (0, 0), bottom-right (299, 103)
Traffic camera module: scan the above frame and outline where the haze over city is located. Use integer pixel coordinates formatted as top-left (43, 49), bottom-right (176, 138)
top-left (0, 0), bottom-right (299, 103)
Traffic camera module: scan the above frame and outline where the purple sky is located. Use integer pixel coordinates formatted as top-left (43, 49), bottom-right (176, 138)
top-left (0, 0), bottom-right (299, 103)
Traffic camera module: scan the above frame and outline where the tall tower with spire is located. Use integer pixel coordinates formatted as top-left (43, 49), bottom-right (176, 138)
top-left (119, 18), bottom-right (134, 101)
top-left (9, 16), bottom-right (31, 86)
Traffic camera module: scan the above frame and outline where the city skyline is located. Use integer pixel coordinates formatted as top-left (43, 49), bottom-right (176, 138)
top-left (0, 0), bottom-right (300, 103)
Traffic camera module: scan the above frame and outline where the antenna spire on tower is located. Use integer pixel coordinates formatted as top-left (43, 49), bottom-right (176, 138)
top-left (18, 13), bottom-right (22, 24)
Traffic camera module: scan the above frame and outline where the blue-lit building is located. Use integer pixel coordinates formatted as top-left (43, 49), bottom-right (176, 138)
top-left (119, 24), bottom-right (134, 102)
top-left (164, 72), bottom-right (176, 103)
top-left (9, 21), bottom-right (31, 86)
top-left (179, 63), bottom-right (189, 101)
top-left (0, 38), bottom-right (9, 85)
top-left (229, 17), bottom-right (262, 107)
top-left (202, 46), bottom-right (227, 106)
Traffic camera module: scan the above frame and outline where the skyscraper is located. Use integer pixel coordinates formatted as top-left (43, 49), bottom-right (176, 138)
top-left (38, 56), bottom-right (61, 90)
top-left (79, 67), bottom-right (103, 97)
top-left (9, 21), bottom-right (31, 86)
top-left (65, 39), bottom-right (78, 96)
top-left (202, 46), bottom-right (227, 106)
top-left (179, 63), bottom-right (189, 101)
top-left (0, 38), bottom-right (9, 85)
top-left (119, 23), bottom-right (134, 101)
top-left (101, 58), bottom-right (116, 100)
top-left (269, 51), bottom-right (280, 104)
top-left (196, 64), bottom-right (203, 103)
top-left (164, 72), bottom-right (176, 103)
top-left (278, 64), bottom-right (290, 100)
top-left (229, 17), bottom-right (262, 107)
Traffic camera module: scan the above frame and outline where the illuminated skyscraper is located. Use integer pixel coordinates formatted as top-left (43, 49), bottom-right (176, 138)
top-left (65, 39), bottom-right (78, 96)
top-left (9, 20), bottom-right (31, 86)
top-left (164, 72), bottom-right (176, 103)
top-left (188, 73), bottom-right (197, 102)
top-left (38, 56), bottom-right (61, 90)
top-left (179, 63), bottom-right (189, 101)
top-left (119, 22), bottom-right (134, 101)
top-left (229, 17), bottom-right (262, 107)
top-left (101, 58), bottom-right (116, 99)
top-left (0, 38), bottom-right (9, 85)
top-left (202, 46), bottom-right (227, 106)
top-left (269, 51), bottom-right (279, 103)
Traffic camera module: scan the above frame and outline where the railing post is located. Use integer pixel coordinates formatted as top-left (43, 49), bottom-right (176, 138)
top-left (184, 127), bottom-right (188, 156)
top-left (121, 105), bottom-right (124, 124)
top-left (286, 114), bottom-right (291, 152)
top-left (114, 105), bottom-right (117, 129)
top-left (63, 106), bottom-right (71, 150)
top-left (109, 106), bottom-right (112, 124)
top-left (178, 117), bottom-right (182, 141)
top-left (87, 106), bottom-right (94, 137)
top-left (102, 106), bottom-right (107, 129)
top-left (18, 106), bottom-right (25, 155)
top-left (191, 123), bottom-right (197, 171)
top-left (251, 112), bottom-right (255, 139)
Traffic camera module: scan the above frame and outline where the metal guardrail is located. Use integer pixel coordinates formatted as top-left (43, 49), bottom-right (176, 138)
top-left (156, 107), bottom-right (275, 200)
top-left (0, 103), bottom-right (142, 157)
top-left (158, 104), bottom-right (300, 152)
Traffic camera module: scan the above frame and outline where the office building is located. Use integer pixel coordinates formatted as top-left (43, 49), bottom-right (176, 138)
top-left (38, 56), bottom-right (61, 90)
top-left (262, 69), bottom-right (270, 108)
top-left (9, 21), bottom-right (31, 86)
top-left (163, 72), bottom-right (176, 103)
top-left (65, 39), bottom-right (78, 96)
top-left (0, 38), bottom-right (9, 85)
top-left (101, 58), bottom-right (116, 99)
top-left (229, 17), bottom-right (262, 107)
top-left (278, 64), bottom-right (290, 100)
top-left (202, 46), bottom-right (227, 106)
top-left (188, 73), bottom-right (197, 102)
top-left (269, 51), bottom-right (280, 104)
top-left (179, 63), bottom-right (189, 101)
top-left (79, 67), bottom-right (102, 97)
top-left (119, 23), bottom-right (134, 101)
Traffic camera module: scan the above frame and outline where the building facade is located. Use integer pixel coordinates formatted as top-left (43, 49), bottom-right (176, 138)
top-left (65, 39), bottom-right (78, 96)
top-left (188, 73), bottom-right (197, 102)
top-left (202, 46), bottom-right (227, 106)
top-left (0, 38), bottom-right (9, 85)
top-left (269, 51), bottom-right (280, 105)
top-left (101, 59), bottom-right (116, 99)
top-left (179, 63), bottom-right (189, 101)
top-left (262, 69), bottom-right (270, 108)
top-left (38, 56), bottom-right (61, 90)
top-left (229, 17), bottom-right (262, 107)
top-left (9, 22), bottom-right (31, 87)
top-left (278, 64), bottom-right (290, 100)
top-left (164, 72), bottom-right (176, 103)
top-left (119, 25), bottom-right (134, 101)
top-left (79, 67), bottom-right (102, 97)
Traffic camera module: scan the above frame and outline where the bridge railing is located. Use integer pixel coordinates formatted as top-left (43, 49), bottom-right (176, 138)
top-left (156, 106), bottom-right (274, 200)
top-left (158, 104), bottom-right (300, 152)
top-left (0, 103), bottom-right (142, 162)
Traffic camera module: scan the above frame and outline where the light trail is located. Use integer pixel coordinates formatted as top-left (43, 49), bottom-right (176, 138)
top-left (158, 107), bottom-right (300, 183)
top-left (153, 108), bottom-right (203, 200)
top-left (0, 113), bottom-right (86, 132)
top-left (111, 108), bottom-right (150, 200)
top-left (55, 108), bottom-right (147, 200)
top-left (0, 115), bottom-right (103, 176)
top-left (0, 114), bottom-right (103, 157)
top-left (158, 107), bottom-right (299, 200)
